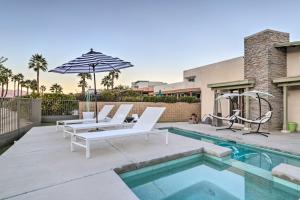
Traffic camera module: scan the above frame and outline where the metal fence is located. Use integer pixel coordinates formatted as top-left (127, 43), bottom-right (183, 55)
top-left (0, 98), bottom-right (32, 135)
top-left (41, 99), bottom-right (79, 116)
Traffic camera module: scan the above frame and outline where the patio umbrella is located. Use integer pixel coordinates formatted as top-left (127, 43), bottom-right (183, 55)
top-left (49, 48), bottom-right (133, 122)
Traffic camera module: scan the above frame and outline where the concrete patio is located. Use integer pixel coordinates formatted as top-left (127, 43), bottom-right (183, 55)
top-left (0, 125), bottom-right (219, 200)
top-left (1, 122), bottom-right (300, 200)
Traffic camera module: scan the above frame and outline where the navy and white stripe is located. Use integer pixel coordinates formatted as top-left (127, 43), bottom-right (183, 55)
top-left (49, 49), bottom-right (133, 74)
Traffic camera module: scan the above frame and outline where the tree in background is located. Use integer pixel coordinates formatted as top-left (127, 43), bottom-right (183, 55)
top-left (20, 80), bottom-right (27, 96)
top-left (108, 70), bottom-right (120, 89)
top-left (15, 73), bottom-right (24, 96)
top-left (0, 56), bottom-right (8, 65)
top-left (24, 80), bottom-right (31, 95)
top-left (0, 65), bottom-right (12, 97)
top-left (11, 74), bottom-right (19, 97)
top-left (40, 85), bottom-right (46, 96)
top-left (28, 54), bottom-right (48, 94)
top-left (114, 85), bottom-right (130, 90)
top-left (101, 70), bottom-right (120, 90)
top-left (77, 73), bottom-right (91, 94)
top-left (50, 83), bottom-right (63, 94)
top-left (30, 79), bottom-right (38, 93)
top-left (101, 75), bottom-right (112, 90)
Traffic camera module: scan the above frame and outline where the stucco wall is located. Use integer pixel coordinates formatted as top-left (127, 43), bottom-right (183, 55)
top-left (287, 47), bottom-right (300, 76)
top-left (184, 57), bottom-right (244, 118)
top-left (287, 47), bottom-right (300, 130)
top-left (79, 102), bottom-right (201, 122)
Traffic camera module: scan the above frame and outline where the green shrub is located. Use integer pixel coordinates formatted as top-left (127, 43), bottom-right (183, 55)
top-left (121, 96), bottom-right (143, 102)
top-left (143, 96), bottom-right (158, 102)
top-left (41, 93), bottom-right (78, 115)
top-left (142, 96), bottom-right (177, 103)
top-left (178, 96), bottom-right (199, 103)
top-left (98, 90), bottom-right (118, 102)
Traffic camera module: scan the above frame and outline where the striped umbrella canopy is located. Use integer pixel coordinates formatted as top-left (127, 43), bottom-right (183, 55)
top-left (49, 48), bottom-right (133, 122)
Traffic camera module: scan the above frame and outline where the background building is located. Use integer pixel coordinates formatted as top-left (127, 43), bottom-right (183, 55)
top-left (154, 74), bottom-right (201, 99)
top-left (131, 80), bottom-right (166, 95)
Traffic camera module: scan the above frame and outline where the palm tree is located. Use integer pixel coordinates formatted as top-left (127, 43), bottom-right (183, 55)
top-left (20, 80), bottom-right (27, 96)
top-left (28, 54), bottom-right (48, 94)
top-left (40, 85), bottom-right (46, 95)
top-left (0, 66), bottom-right (6, 97)
top-left (77, 73), bottom-right (92, 94)
top-left (30, 79), bottom-right (38, 93)
top-left (108, 70), bottom-right (120, 89)
top-left (15, 73), bottom-right (24, 96)
top-left (101, 75), bottom-right (111, 90)
top-left (24, 80), bottom-right (31, 95)
top-left (0, 57), bottom-right (10, 97)
top-left (11, 74), bottom-right (19, 97)
top-left (50, 83), bottom-right (63, 94)
top-left (0, 56), bottom-right (8, 64)
top-left (0, 66), bottom-right (12, 97)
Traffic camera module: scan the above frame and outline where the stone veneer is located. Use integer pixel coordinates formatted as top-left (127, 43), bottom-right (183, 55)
top-left (244, 29), bottom-right (289, 130)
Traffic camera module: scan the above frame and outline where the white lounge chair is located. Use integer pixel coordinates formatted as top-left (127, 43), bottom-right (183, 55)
top-left (70, 107), bottom-right (167, 158)
top-left (236, 111), bottom-right (273, 137)
top-left (56, 105), bottom-right (114, 131)
top-left (209, 110), bottom-right (241, 132)
top-left (63, 104), bottom-right (133, 137)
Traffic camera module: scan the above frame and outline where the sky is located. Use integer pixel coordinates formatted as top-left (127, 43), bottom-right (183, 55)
top-left (1, 0), bottom-right (300, 93)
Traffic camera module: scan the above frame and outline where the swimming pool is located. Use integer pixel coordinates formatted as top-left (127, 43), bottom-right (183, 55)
top-left (121, 154), bottom-right (300, 200)
top-left (168, 127), bottom-right (300, 171)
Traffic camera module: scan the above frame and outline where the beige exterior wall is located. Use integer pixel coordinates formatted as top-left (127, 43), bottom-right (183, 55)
top-left (79, 102), bottom-right (201, 122)
top-left (287, 47), bottom-right (300, 76)
top-left (184, 57), bottom-right (244, 118)
top-left (287, 47), bottom-right (300, 130)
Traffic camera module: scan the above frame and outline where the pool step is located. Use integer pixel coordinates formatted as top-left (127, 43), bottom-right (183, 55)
top-left (272, 163), bottom-right (300, 191)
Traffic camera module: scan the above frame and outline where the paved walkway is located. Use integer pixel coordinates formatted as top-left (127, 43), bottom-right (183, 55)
top-left (157, 122), bottom-right (300, 155)
top-left (0, 125), bottom-right (208, 200)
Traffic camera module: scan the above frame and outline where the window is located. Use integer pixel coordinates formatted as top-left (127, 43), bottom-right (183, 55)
top-left (185, 76), bottom-right (196, 82)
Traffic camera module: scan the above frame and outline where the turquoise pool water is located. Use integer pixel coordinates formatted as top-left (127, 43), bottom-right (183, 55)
top-left (121, 155), bottom-right (300, 200)
top-left (168, 127), bottom-right (300, 171)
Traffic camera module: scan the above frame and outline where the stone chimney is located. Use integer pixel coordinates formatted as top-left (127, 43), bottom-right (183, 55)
top-left (244, 29), bottom-right (289, 130)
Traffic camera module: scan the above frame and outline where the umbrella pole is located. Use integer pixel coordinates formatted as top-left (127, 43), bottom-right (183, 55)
top-left (92, 65), bottom-right (98, 123)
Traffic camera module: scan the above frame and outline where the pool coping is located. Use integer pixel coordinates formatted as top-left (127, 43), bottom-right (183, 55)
top-left (167, 126), bottom-right (300, 158)
top-left (114, 148), bottom-right (203, 174)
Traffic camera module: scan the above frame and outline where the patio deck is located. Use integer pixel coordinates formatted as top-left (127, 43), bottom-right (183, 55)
top-left (1, 123), bottom-right (300, 200)
top-left (0, 125), bottom-right (209, 200)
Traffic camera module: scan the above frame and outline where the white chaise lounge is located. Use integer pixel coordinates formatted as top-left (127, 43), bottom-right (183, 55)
top-left (56, 105), bottom-right (114, 131)
top-left (71, 107), bottom-right (167, 158)
top-left (63, 104), bottom-right (133, 138)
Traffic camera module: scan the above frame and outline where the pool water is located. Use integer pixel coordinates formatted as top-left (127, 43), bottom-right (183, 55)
top-left (121, 155), bottom-right (300, 200)
top-left (168, 127), bottom-right (300, 171)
